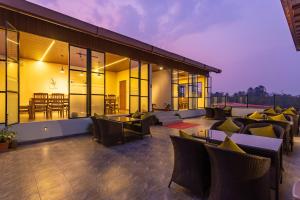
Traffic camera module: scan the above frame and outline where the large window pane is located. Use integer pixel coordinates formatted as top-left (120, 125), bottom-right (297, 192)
top-left (7, 62), bottom-right (18, 92)
top-left (7, 92), bottom-right (18, 124)
top-left (70, 95), bottom-right (86, 118)
top-left (130, 96), bottom-right (139, 113)
top-left (130, 60), bottom-right (139, 78)
top-left (173, 97), bottom-right (178, 110)
top-left (0, 62), bottom-right (5, 91)
top-left (70, 71), bottom-right (87, 94)
top-left (0, 29), bottom-right (5, 60)
top-left (92, 51), bottom-right (104, 73)
top-left (0, 93), bottom-right (5, 123)
top-left (141, 63), bottom-right (148, 80)
top-left (7, 31), bottom-right (18, 62)
top-left (92, 95), bottom-right (104, 115)
top-left (130, 78), bottom-right (139, 95)
top-left (141, 97), bottom-right (148, 112)
top-left (70, 46), bottom-right (87, 71)
top-left (141, 80), bottom-right (148, 97)
top-left (92, 73), bottom-right (104, 94)
top-left (172, 84), bottom-right (178, 97)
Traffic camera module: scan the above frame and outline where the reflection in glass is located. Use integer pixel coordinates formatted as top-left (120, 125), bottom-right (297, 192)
top-left (92, 95), bottom-right (104, 115)
top-left (70, 46), bottom-right (87, 71)
top-left (7, 92), bottom-right (18, 124)
top-left (0, 30), bottom-right (5, 60)
top-left (173, 97), bottom-right (178, 110)
top-left (70, 95), bottom-right (87, 118)
top-left (70, 71), bottom-right (87, 94)
top-left (130, 60), bottom-right (139, 78)
top-left (0, 93), bottom-right (5, 123)
top-left (91, 73), bottom-right (104, 94)
top-left (130, 78), bottom-right (139, 96)
top-left (141, 80), bottom-right (148, 96)
top-left (141, 97), bottom-right (148, 112)
top-left (7, 31), bottom-right (18, 62)
top-left (92, 51), bottom-right (104, 73)
top-left (0, 62), bottom-right (5, 91)
top-left (141, 63), bottom-right (148, 80)
top-left (7, 62), bottom-right (18, 92)
top-left (130, 96), bottom-right (139, 113)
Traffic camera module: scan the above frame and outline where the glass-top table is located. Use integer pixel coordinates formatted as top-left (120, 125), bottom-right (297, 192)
top-left (107, 116), bottom-right (141, 123)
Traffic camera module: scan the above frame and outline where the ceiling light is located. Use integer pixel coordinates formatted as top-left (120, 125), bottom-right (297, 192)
top-left (106, 58), bottom-right (128, 67)
top-left (60, 66), bottom-right (65, 73)
top-left (7, 38), bottom-right (18, 45)
top-left (159, 66), bottom-right (164, 70)
top-left (40, 40), bottom-right (55, 62)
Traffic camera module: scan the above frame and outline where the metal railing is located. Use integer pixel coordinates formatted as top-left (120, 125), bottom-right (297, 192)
top-left (211, 94), bottom-right (300, 109)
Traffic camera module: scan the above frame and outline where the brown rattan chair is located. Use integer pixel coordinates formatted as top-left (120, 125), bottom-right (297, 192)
top-left (213, 108), bottom-right (226, 120)
top-left (97, 117), bottom-right (123, 146)
top-left (205, 144), bottom-right (271, 200)
top-left (169, 135), bottom-right (211, 198)
top-left (242, 123), bottom-right (284, 139)
top-left (205, 107), bottom-right (215, 119)
top-left (234, 117), bottom-right (261, 127)
top-left (210, 119), bottom-right (244, 133)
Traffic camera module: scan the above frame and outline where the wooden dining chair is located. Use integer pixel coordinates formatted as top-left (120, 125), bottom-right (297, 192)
top-left (32, 93), bottom-right (49, 119)
top-left (49, 93), bottom-right (65, 118)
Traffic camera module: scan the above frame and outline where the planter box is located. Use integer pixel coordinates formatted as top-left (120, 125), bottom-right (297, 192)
top-left (0, 142), bottom-right (9, 153)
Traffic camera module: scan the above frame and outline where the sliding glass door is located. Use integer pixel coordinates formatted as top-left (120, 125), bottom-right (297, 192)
top-left (69, 46), bottom-right (88, 118)
top-left (129, 60), bottom-right (139, 113)
top-left (140, 62), bottom-right (149, 112)
top-left (91, 51), bottom-right (105, 115)
top-left (0, 24), bottom-right (20, 125)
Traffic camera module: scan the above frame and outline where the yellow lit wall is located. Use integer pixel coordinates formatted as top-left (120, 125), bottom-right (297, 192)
top-left (152, 70), bottom-right (171, 109)
top-left (20, 59), bottom-right (68, 106)
top-left (105, 69), bottom-right (130, 111)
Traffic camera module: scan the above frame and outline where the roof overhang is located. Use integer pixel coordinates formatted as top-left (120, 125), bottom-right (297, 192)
top-left (0, 0), bottom-right (222, 73)
top-left (281, 0), bottom-right (300, 51)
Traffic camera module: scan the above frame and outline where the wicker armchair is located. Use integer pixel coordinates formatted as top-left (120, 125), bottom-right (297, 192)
top-left (234, 117), bottom-right (259, 127)
top-left (91, 116), bottom-right (102, 142)
top-left (242, 123), bottom-right (284, 139)
top-left (210, 119), bottom-right (244, 133)
top-left (169, 135), bottom-right (211, 198)
top-left (205, 144), bottom-right (271, 200)
top-left (205, 107), bottom-right (215, 119)
top-left (124, 115), bottom-right (156, 137)
top-left (97, 118), bottom-right (123, 146)
top-left (213, 108), bottom-right (226, 120)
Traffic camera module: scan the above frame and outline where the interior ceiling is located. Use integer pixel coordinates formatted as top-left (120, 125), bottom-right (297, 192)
top-left (19, 32), bottom-right (130, 72)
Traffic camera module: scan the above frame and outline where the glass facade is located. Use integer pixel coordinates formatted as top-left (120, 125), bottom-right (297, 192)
top-left (0, 29), bottom-right (209, 124)
top-left (171, 69), bottom-right (207, 110)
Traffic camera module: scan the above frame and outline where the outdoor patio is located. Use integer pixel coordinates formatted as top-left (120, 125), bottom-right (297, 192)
top-left (0, 117), bottom-right (299, 200)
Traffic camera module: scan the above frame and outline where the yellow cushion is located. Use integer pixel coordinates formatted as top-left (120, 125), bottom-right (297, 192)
top-left (268, 113), bottom-right (288, 122)
top-left (217, 118), bottom-right (240, 133)
top-left (248, 111), bottom-right (265, 120)
top-left (275, 106), bottom-right (282, 112)
top-left (179, 130), bottom-right (194, 140)
top-left (264, 108), bottom-right (276, 115)
top-left (283, 109), bottom-right (296, 116)
top-left (249, 125), bottom-right (277, 138)
top-left (218, 136), bottom-right (245, 153)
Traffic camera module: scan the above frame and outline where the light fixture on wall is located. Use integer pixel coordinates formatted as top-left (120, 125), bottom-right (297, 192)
top-left (159, 66), bottom-right (164, 70)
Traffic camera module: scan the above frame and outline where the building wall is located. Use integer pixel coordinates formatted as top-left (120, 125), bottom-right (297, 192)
top-left (11, 118), bottom-right (91, 143)
top-left (152, 69), bottom-right (171, 109)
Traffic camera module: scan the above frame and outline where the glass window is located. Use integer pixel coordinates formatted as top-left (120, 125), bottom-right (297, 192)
top-left (0, 29), bottom-right (5, 60)
top-left (7, 62), bottom-right (18, 92)
top-left (0, 62), bottom-right (5, 91)
top-left (70, 95), bottom-right (87, 118)
top-left (7, 30), bottom-right (18, 62)
top-left (91, 73), bottom-right (104, 95)
top-left (70, 71), bottom-right (87, 94)
top-left (70, 46), bottom-right (87, 71)
top-left (91, 95), bottom-right (104, 115)
top-left (0, 93), bottom-right (5, 123)
top-left (141, 80), bottom-right (148, 97)
top-left (141, 63), bottom-right (148, 80)
top-left (130, 60), bottom-right (139, 78)
top-left (7, 92), bottom-right (18, 124)
top-left (130, 78), bottom-right (139, 96)
top-left (130, 96), bottom-right (139, 113)
top-left (92, 51), bottom-right (104, 73)
top-left (141, 97), bottom-right (148, 112)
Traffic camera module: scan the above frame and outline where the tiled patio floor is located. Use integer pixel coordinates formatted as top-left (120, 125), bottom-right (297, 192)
top-left (0, 117), bottom-right (299, 200)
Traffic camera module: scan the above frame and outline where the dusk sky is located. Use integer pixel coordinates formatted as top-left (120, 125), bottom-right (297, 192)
top-left (28, 0), bottom-right (300, 95)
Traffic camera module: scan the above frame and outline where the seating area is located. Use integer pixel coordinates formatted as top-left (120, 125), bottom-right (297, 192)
top-left (0, 116), bottom-right (299, 200)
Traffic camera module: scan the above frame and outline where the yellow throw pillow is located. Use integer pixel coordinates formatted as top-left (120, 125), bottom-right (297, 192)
top-left (217, 118), bottom-right (240, 133)
top-left (218, 136), bottom-right (245, 153)
top-left (275, 106), bottom-right (282, 113)
top-left (283, 109), bottom-right (296, 116)
top-left (264, 108), bottom-right (276, 115)
top-left (179, 130), bottom-right (194, 140)
top-left (268, 113), bottom-right (287, 122)
top-left (248, 111), bottom-right (265, 120)
top-left (249, 125), bottom-right (277, 138)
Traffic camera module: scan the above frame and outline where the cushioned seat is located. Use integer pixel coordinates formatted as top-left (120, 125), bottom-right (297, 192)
top-left (211, 118), bottom-right (244, 133)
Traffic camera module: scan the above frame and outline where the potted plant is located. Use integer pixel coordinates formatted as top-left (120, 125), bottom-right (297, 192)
top-left (0, 126), bottom-right (16, 152)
